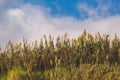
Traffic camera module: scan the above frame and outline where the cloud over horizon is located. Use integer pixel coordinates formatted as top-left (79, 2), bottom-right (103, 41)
top-left (0, 0), bottom-right (120, 49)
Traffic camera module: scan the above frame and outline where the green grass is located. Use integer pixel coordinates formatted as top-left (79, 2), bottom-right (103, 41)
top-left (1, 64), bottom-right (120, 80)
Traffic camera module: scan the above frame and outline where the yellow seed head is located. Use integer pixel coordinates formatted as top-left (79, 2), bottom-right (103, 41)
top-left (106, 54), bottom-right (109, 60)
top-left (50, 60), bottom-right (53, 65)
top-left (58, 59), bottom-right (61, 65)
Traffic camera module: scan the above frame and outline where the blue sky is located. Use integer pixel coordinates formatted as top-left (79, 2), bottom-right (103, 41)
top-left (0, 0), bottom-right (120, 49)
top-left (24, 0), bottom-right (81, 18)
top-left (2, 0), bottom-right (120, 19)
top-left (23, 0), bottom-right (120, 19)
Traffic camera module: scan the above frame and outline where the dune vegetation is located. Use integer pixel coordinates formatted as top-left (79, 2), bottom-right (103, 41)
top-left (0, 30), bottom-right (120, 80)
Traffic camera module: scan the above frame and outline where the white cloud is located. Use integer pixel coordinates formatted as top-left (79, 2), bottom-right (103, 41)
top-left (0, 3), bottom-right (120, 49)
top-left (78, 0), bottom-right (115, 19)
top-left (78, 2), bottom-right (97, 18)
top-left (0, 0), bottom-right (22, 8)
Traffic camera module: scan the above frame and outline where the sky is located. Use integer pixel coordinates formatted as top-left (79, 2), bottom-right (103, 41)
top-left (0, 0), bottom-right (120, 49)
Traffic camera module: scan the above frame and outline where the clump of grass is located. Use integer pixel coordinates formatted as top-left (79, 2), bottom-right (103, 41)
top-left (7, 67), bottom-right (29, 80)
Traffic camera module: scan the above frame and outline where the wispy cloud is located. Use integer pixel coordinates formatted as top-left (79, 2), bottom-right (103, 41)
top-left (78, 0), bottom-right (119, 19)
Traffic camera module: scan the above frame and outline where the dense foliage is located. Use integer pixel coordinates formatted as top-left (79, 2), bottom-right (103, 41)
top-left (0, 31), bottom-right (120, 80)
